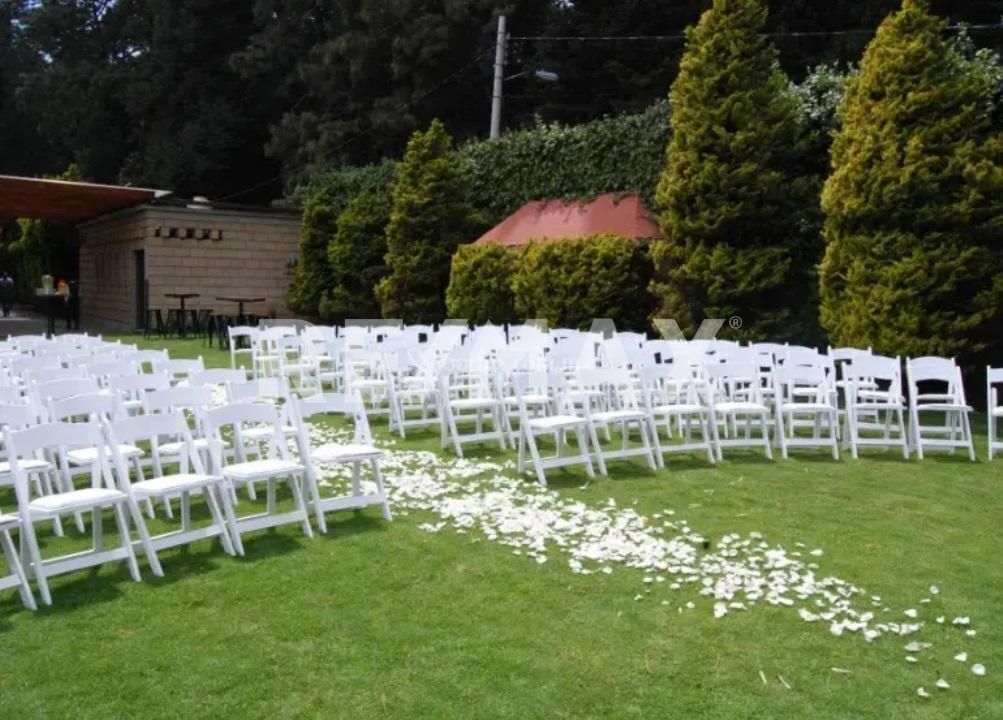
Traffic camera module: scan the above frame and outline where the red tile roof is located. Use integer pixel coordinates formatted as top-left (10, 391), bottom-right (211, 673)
top-left (473, 193), bottom-right (663, 247)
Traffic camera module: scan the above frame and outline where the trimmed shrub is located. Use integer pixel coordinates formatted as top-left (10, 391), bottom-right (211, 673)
top-left (376, 120), bottom-right (483, 322)
top-left (819, 0), bottom-right (1003, 360)
top-left (445, 243), bottom-right (517, 324)
top-left (320, 187), bottom-right (392, 322)
top-left (512, 235), bottom-right (654, 331)
top-left (651, 0), bottom-right (821, 343)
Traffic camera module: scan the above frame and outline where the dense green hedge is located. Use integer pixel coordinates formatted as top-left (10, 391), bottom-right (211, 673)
top-left (445, 243), bottom-right (517, 324)
top-left (511, 235), bottom-right (654, 332)
top-left (460, 101), bottom-right (670, 223)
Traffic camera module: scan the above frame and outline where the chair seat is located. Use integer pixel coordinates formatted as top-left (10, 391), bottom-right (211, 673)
top-left (592, 409), bottom-right (648, 423)
top-left (312, 443), bottom-right (383, 463)
top-left (915, 403), bottom-right (972, 413)
top-left (652, 403), bottom-right (705, 415)
top-left (30, 487), bottom-right (125, 514)
top-left (528, 414), bottom-right (587, 431)
top-left (242, 425), bottom-right (298, 441)
top-left (782, 402), bottom-right (836, 412)
top-left (157, 438), bottom-right (214, 455)
top-left (0, 458), bottom-right (52, 475)
top-left (132, 473), bottom-right (220, 497)
top-left (0, 512), bottom-right (20, 531)
top-left (992, 407), bottom-right (1003, 418)
top-left (223, 458), bottom-right (304, 481)
top-left (451, 397), bottom-right (499, 411)
top-left (67, 445), bottom-right (143, 466)
top-left (505, 393), bottom-right (550, 405)
top-left (715, 401), bottom-right (768, 414)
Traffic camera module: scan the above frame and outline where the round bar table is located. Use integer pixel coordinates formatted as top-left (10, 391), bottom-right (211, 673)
top-left (165, 293), bottom-right (200, 338)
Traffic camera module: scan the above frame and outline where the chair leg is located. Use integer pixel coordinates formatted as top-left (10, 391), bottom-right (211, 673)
top-left (1, 529), bottom-right (36, 610)
top-left (20, 518), bottom-right (52, 606)
top-left (372, 459), bottom-right (392, 521)
top-left (124, 498), bottom-right (163, 577)
top-left (111, 503), bottom-right (142, 583)
top-left (201, 487), bottom-right (236, 556)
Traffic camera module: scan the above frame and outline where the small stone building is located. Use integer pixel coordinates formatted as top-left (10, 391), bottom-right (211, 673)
top-left (0, 175), bottom-right (302, 332)
top-left (77, 201), bottom-right (302, 330)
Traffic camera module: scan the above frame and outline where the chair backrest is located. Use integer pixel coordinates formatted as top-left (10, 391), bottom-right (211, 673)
top-left (4, 422), bottom-right (116, 500)
top-left (143, 385), bottom-right (215, 416)
top-left (845, 354), bottom-right (902, 398)
top-left (48, 392), bottom-right (125, 423)
top-left (203, 402), bottom-right (291, 470)
top-left (226, 377), bottom-right (290, 403)
top-left (87, 359), bottom-right (140, 384)
top-left (774, 364), bottom-right (831, 406)
top-left (0, 402), bottom-right (38, 433)
top-left (292, 392), bottom-right (372, 445)
top-left (153, 357), bottom-right (205, 380)
top-left (24, 366), bottom-right (91, 385)
top-left (189, 368), bottom-right (248, 387)
top-left (107, 372), bottom-right (172, 398)
top-left (906, 356), bottom-right (966, 405)
top-left (988, 366), bottom-right (1003, 409)
top-left (32, 377), bottom-right (102, 404)
top-left (106, 412), bottom-right (205, 475)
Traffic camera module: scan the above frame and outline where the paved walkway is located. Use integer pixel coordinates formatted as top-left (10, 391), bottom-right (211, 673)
top-left (0, 305), bottom-right (88, 338)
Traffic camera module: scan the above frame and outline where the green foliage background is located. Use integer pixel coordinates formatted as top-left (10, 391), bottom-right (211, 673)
top-left (819, 0), bottom-right (1003, 361)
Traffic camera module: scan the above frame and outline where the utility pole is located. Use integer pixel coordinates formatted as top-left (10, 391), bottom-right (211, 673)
top-left (489, 14), bottom-right (507, 139)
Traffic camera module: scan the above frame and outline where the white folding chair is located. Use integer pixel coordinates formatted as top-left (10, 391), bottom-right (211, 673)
top-left (4, 422), bottom-right (162, 605)
top-left (639, 364), bottom-right (716, 466)
top-left (438, 363), bottom-right (506, 457)
top-left (843, 354), bottom-right (909, 459)
top-left (906, 357), bottom-right (974, 461)
top-left (291, 392), bottom-right (392, 533)
top-left (988, 367), bottom-right (1003, 460)
top-left (773, 364), bottom-right (839, 460)
top-left (576, 368), bottom-right (657, 471)
top-left (512, 371), bottom-right (597, 487)
top-left (130, 349), bottom-right (170, 373)
top-left (704, 357), bottom-right (773, 460)
top-left (204, 403), bottom-right (314, 540)
top-left (107, 413), bottom-right (241, 556)
top-left (228, 326), bottom-right (257, 370)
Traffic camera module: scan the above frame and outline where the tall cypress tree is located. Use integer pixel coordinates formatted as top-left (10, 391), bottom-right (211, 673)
top-left (651, 0), bottom-right (820, 341)
top-left (819, 0), bottom-right (1003, 360)
top-left (376, 120), bottom-right (481, 322)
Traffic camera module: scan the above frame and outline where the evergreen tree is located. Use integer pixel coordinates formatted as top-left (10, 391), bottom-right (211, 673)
top-left (819, 0), bottom-right (1003, 360)
top-left (651, 0), bottom-right (821, 341)
top-left (376, 120), bottom-right (482, 322)
top-left (320, 188), bottom-right (392, 322)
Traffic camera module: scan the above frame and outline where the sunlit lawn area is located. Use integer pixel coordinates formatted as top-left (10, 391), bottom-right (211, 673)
top-left (1, 334), bottom-right (1000, 719)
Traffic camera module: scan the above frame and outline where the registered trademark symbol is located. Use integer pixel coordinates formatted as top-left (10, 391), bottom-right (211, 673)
top-left (729, 315), bottom-right (742, 330)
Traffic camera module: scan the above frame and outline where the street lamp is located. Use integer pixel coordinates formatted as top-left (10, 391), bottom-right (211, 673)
top-left (489, 15), bottom-right (559, 139)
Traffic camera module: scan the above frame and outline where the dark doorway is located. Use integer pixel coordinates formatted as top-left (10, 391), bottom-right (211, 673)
top-left (134, 250), bottom-right (146, 330)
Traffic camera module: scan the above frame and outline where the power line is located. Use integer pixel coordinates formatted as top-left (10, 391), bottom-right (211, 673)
top-left (218, 45), bottom-right (496, 202)
top-left (509, 22), bottom-right (1003, 43)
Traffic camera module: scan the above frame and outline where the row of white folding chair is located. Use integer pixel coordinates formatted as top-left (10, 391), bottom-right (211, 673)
top-left (1, 390), bottom-right (391, 609)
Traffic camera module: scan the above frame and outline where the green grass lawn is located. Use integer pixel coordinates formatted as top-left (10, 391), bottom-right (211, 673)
top-left (1, 334), bottom-right (1000, 719)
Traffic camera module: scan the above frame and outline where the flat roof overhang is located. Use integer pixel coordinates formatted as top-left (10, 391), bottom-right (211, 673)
top-left (0, 175), bottom-right (170, 223)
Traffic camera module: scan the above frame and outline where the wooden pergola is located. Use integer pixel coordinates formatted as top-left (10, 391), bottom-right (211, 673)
top-left (0, 175), bottom-right (168, 223)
